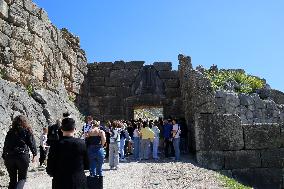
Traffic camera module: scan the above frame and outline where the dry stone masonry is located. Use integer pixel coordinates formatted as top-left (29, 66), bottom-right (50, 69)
top-left (179, 55), bottom-right (284, 188)
top-left (77, 61), bottom-right (183, 121)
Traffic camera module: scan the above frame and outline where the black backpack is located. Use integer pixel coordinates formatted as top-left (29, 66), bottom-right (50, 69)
top-left (48, 124), bottom-right (60, 141)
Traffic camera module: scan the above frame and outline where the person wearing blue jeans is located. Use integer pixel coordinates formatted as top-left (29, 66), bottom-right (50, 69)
top-left (173, 137), bottom-right (180, 160)
top-left (88, 147), bottom-right (105, 176)
top-left (172, 119), bottom-right (181, 161)
top-left (151, 122), bottom-right (160, 159)
top-left (86, 121), bottom-right (106, 176)
top-left (132, 124), bottom-right (141, 160)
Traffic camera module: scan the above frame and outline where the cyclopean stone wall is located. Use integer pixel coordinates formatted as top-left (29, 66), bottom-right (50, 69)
top-left (179, 54), bottom-right (284, 188)
top-left (0, 0), bottom-right (87, 152)
top-left (0, 0), bottom-right (87, 94)
top-left (77, 61), bottom-right (183, 121)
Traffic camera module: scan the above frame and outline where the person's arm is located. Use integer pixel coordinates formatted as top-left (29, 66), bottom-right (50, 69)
top-left (26, 131), bottom-right (37, 162)
top-left (100, 131), bottom-right (106, 146)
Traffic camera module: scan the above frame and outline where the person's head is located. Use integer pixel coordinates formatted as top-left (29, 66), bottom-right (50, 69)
top-left (63, 112), bottom-right (71, 118)
top-left (56, 119), bottom-right (61, 126)
top-left (172, 118), bottom-right (177, 125)
top-left (167, 119), bottom-right (172, 125)
top-left (142, 121), bottom-right (148, 128)
top-left (12, 115), bottom-right (32, 133)
top-left (61, 118), bottom-right (76, 135)
top-left (43, 127), bottom-right (48, 134)
top-left (85, 115), bottom-right (93, 124)
top-left (163, 119), bottom-right (168, 125)
top-left (92, 120), bottom-right (100, 128)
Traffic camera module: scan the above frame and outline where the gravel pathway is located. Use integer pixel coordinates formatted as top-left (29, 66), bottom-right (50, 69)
top-left (0, 155), bottom-right (226, 189)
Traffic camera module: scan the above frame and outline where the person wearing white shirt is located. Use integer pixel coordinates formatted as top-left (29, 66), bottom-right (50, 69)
top-left (172, 119), bottom-right (181, 161)
top-left (151, 121), bottom-right (160, 159)
top-left (81, 116), bottom-right (93, 139)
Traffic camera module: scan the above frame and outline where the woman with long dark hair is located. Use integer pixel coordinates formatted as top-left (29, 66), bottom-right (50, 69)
top-left (2, 115), bottom-right (37, 189)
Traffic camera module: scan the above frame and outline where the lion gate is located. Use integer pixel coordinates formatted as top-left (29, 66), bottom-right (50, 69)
top-left (78, 61), bottom-right (184, 121)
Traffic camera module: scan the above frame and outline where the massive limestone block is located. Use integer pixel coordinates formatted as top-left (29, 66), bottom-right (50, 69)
top-left (125, 61), bottom-right (144, 70)
top-left (0, 0), bottom-right (8, 19)
top-left (196, 151), bottom-right (224, 170)
top-left (153, 62), bottom-right (172, 71)
top-left (224, 150), bottom-right (261, 169)
top-left (261, 148), bottom-right (284, 168)
top-left (244, 123), bottom-right (281, 149)
top-left (195, 114), bottom-right (244, 151)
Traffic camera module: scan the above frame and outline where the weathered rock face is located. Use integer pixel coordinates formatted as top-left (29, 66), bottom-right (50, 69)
top-left (0, 0), bottom-right (87, 94)
top-left (78, 61), bottom-right (183, 121)
top-left (0, 79), bottom-right (83, 152)
top-left (0, 0), bottom-right (86, 151)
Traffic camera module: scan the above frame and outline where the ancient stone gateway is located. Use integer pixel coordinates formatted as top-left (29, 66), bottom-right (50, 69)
top-left (78, 61), bottom-right (184, 121)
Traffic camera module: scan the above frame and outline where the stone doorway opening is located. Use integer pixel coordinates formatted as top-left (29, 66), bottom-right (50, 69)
top-left (134, 106), bottom-right (163, 121)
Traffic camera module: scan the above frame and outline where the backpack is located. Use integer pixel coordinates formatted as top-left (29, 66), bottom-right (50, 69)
top-left (48, 124), bottom-right (60, 141)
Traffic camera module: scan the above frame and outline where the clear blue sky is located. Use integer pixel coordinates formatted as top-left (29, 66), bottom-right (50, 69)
top-left (34, 0), bottom-right (284, 92)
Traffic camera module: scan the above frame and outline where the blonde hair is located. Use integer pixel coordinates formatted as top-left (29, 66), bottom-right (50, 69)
top-left (93, 120), bottom-right (100, 128)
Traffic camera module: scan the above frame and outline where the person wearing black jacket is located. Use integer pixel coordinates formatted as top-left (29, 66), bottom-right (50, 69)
top-left (2, 115), bottom-right (37, 189)
top-left (46, 117), bottom-right (89, 189)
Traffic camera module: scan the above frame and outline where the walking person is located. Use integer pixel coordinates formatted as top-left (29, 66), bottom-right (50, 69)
top-left (46, 117), bottom-right (89, 189)
top-left (151, 121), bottom-right (160, 160)
top-left (47, 119), bottom-right (62, 148)
top-left (81, 116), bottom-right (93, 139)
top-left (172, 119), bottom-right (181, 161)
top-left (109, 121), bottom-right (120, 169)
top-left (119, 123), bottom-right (129, 162)
top-left (140, 122), bottom-right (154, 160)
top-left (2, 115), bottom-right (37, 189)
top-left (163, 119), bottom-right (174, 158)
top-left (132, 123), bottom-right (140, 160)
top-left (39, 127), bottom-right (48, 167)
top-left (86, 120), bottom-right (106, 177)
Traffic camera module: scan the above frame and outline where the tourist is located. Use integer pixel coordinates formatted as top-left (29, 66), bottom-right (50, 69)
top-left (47, 119), bottom-right (62, 147)
top-left (132, 123), bottom-right (140, 160)
top-left (2, 115), bottom-right (37, 189)
top-left (109, 121), bottom-right (120, 169)
top-left (46, 117), bottom-right (89, 189)
top-left (120, 123), bottom-right (130, 162)
top-left (126, 121), bottom-right (134, 156)
top-left (81, 115), bottom-right (93, 139)
top-left (163, 119), bottom-right (174, 158)
top-left (172, 118), bottom-right (181, 161)
top-left (86, 120), bottom-right (106, 177)
top-left (39, 127), bottom-right (48, 167)
top-left (104, 121), bottom-right (111, 159)
top-left (151, 120), bottom-right (160, 160)
top-left (140, 121), bottom-right (155, 160)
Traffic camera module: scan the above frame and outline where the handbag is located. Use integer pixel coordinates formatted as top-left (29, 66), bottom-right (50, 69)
top-left (87, 175), bottom-right (103, 189)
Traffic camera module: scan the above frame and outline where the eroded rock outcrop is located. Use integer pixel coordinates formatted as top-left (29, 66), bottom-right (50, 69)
top-left (0, 0), bottom-right (87, 151)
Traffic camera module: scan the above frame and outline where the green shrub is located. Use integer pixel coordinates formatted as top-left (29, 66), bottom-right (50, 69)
top-left (0, 69), bottom-right (5, 79)
top-left (219, 175), bottom-right (252, 189)
top-left (26, 84), bottom-right (34, 96)
top-left (68, 95), bottom-right (76, 102)
top-left (204, 69), bottom-right (265, 94)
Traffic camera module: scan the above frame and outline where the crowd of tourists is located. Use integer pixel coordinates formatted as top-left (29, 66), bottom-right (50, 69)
top-left (1, 113), bottom-right (188, 189)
